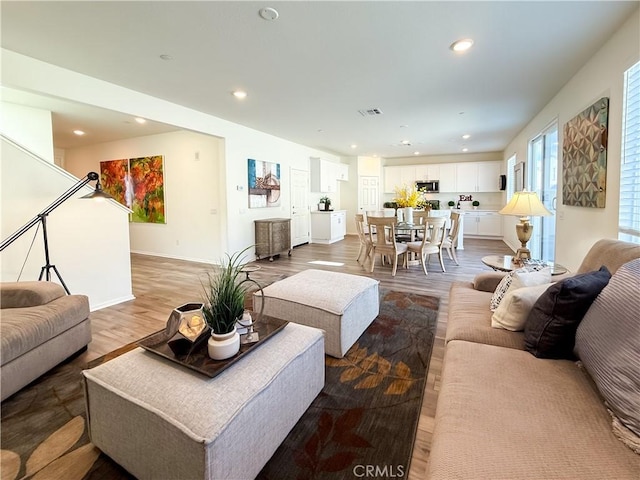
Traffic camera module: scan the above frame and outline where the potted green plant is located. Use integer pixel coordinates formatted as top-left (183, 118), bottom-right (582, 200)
top-left (319, 196), bottom-right (332, 211)
top-left (472, 200), bottom-right (480, 210)
top-left (202, 249), bottom-right (250, 360)
top-left (448, 200), bottom-right (456, 209)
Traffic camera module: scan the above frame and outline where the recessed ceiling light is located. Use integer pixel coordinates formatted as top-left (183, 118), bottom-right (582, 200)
top-left (350, 144), bottom-right (358, 149)
top-left (401, 140), bottom-right (411, 145)
top-left (135, 117), bottom-right (146, 124)
top-left (259, 7), bottom-right (279, 21)
top-left (159, 54), bottom-right (173, 61)
top-left (462, 134), bottom-right (471, 139)
top-left (232, 90), bottom-right (247, 99)
top-left (73, 130), bottom-right (85, 136)
top-left (462, 147), bottom-right (469, 152)
top-left (450, 38), bottom-right (474, 53)
top-left (414, 151), bottom-right (420, 155)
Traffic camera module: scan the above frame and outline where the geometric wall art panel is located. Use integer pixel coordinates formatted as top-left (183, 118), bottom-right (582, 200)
top-left (562, 97), bottom-right (609, 208)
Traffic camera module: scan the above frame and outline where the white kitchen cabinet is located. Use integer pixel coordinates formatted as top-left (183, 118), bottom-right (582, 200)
top-left (399, 165), bottom-right (416, 185)
top-left (310, 157), bottom-right (337, 193)
top-left (383, 166), bottom-right (402, 193)
top-left (463, 211), bottom-right (503, 237)
top-left (385, 165), bottom-right (418, 193)
top-left (477, 161), bottom-right (502, 191)
top-left (311, 210), bottom-right (347, 244)
top-left (438, 163), bottom-right (457, 192)
top-left (455, 161), bottom-right (502, 193)
top-left (415, 164), bottom-right (440, 181)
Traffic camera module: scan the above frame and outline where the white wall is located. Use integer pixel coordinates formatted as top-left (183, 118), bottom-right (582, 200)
top-left (503, 9), bottom-right (639, 271)
top-left (64, 131), bottom-right (225, 263)
top-left (1, 49), bottom-right (340, 262)
top-left (1, 101), bottom-right (54, 162)
top-left (1, 137), bottom-right (133, 310)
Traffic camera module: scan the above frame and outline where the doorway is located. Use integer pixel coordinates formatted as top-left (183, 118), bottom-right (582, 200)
top-left (290, 168), bottom-right (310, 246)
top-left (528, 122), bottom-right (558, 261)
top-left (358, 176), bottom-right (380, 214)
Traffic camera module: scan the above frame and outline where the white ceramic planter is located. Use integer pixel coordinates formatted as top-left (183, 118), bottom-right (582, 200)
top-left (207, 327), bottom-right (240, 360)
top-left (403, 207), bottom-right (414, 224)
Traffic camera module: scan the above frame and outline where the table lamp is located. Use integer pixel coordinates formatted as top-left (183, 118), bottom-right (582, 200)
top-left (499, 190), bottom-right (551, 260)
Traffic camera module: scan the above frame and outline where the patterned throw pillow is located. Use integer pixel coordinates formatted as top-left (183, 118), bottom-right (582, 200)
top-left (490, 266), bottom-right (551, 312)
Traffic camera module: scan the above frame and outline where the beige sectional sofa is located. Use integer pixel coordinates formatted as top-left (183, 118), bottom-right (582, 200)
top-left (428, 239), bottom-right (640, 479)
top-left (0, 281), bottom-right (91, 401)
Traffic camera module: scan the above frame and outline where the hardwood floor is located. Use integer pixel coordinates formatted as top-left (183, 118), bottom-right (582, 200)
top-left (76, 235), bottom-right (513, 479)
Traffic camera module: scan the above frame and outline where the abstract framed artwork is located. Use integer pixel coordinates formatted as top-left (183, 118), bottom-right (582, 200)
top-left (248, 159), bottom-right (281, 208)
top-left (99, 155), bottom-right (166, 223)
top-left (562, 97), bottom-right (609, 208)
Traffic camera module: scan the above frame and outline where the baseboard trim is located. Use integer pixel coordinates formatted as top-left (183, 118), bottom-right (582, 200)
top-left (130, 250), bottom-right (215, 265)
top-left (90, 294), bottom-right (136, 312)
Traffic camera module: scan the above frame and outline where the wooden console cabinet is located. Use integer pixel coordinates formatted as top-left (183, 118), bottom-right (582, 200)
top-left (254, 218), bottom-right (292, 261)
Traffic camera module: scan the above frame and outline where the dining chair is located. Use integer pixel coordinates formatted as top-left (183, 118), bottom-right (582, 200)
top-left (405, 217), bottom-right (447, 275)
top-left (367, 216), bottom-right (408, 276)
top-left (355, 213), bottom-right (373, 263)
top-left (412, 209), bottom-right (432, 240)
top-left (441, 211), bottom-right (461, 266)
top-left (413, 208), bottom-right (432, 225)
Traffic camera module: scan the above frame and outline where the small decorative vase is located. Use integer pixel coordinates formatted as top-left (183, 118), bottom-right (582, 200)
top-left (207, 326), bottom-right (240, 360)
top-left (403, 207), bottom-right (414, 224)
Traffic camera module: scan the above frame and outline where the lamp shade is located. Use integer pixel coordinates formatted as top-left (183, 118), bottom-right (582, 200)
top-left (499, 190), bottom-right (551, 217)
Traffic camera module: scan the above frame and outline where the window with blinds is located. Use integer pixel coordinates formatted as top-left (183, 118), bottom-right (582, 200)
top-left (619, 61), bottom-right (640, 244)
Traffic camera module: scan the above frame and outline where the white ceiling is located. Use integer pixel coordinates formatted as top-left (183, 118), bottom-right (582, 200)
top-left (1, 1), bottom-right (638, 158)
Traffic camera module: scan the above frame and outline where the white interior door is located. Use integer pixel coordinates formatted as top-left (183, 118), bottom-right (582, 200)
top-left (290, 168), bottom-right (310, 246)
top-left (359, 176), bottom-right (380, 214)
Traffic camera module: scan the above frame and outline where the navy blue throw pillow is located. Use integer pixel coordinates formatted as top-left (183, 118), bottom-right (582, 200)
top-left (524, 266), bottom-right (611, 359)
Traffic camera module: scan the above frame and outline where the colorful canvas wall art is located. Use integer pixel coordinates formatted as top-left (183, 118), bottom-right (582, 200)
top-left (99, 159), bottom-right (129, 206)
top-left (562, 97), bottom-right (609, 208)
top-left (100, 155), bottom-right (166, 223)
top-left (248, 159), bottom-right (281, 208)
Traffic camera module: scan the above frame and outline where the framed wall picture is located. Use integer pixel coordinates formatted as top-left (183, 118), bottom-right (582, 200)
top-left (99, 155), bottom-right (166, 223)
top-left (514, 161), bottom-right (525, 192)
top-left (562, 97), bottom-right (609, 208)
top-left (248, 159), bottom-right (281, 208)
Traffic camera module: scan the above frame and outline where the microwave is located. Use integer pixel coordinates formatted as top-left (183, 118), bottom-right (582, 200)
top-left (416, 180), bottom-right (439, 193)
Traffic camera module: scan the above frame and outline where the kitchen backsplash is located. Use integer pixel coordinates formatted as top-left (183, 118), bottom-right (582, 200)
top-left (382, 191), bottom-right (504, 210)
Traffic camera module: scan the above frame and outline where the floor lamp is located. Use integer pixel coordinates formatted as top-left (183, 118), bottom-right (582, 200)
top-left (0, 172), bottom-right (112, 294)
top-left (499, 190), bottom-right (551, 261)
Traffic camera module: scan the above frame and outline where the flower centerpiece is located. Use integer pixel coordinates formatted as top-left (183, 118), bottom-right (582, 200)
top-left (202, 248), bottom-right (251, 360)
top-left (394, 185), bottom-right (420, 224)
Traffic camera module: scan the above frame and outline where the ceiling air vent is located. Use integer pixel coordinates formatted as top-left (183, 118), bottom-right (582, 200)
top-left (358, 108), bottom-right (383, 116)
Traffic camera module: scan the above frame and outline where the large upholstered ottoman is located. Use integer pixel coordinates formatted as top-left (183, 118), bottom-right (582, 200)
top-left (82, 323), bottom-right (324, 480)
top-left (257, 269), bottom-right (379, 357)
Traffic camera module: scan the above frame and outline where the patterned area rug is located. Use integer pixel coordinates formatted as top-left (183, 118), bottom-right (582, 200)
top-left (0, 289), bottom-right (438, 480)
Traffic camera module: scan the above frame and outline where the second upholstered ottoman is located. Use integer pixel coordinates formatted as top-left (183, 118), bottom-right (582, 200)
top-left (257, 269), bottom-right (379, 357)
